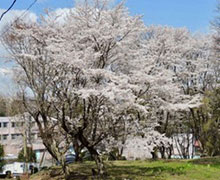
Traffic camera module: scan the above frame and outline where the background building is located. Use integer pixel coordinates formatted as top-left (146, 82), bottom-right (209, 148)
top-left (0, 116), bottom-right (52, 166)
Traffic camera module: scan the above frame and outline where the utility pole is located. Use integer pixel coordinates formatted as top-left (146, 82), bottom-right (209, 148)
top-left (23, 124), bottom-right (28, 174)
top-left (22, 114), bottom-right (32, 176)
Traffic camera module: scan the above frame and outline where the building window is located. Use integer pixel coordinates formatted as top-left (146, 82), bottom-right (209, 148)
top-left (11, 122), bottom-right (15, 128)
top-left (3, 122), bottom-right (8, 128)
top-left (3, 134), bottom-right (8, 140)
top-left (11, 134), bottom-right (16, 140)
top-left (11, 134), bottom-right (22, 140)
top-left (11, 134), bottom-right (22, 139)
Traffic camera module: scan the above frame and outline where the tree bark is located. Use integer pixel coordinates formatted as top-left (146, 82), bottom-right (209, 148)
top-left (60, 157), bottom-right (70, 180)
top-left (159, 146), bottom-right (165, 159)
top-left (72, 139), bottom-right (83, 162)
top-left (77, 132), bottom-right (106, 177)
top-left (87, 146), bottom-right (105, 177)
top-left (43, 141), bottom-right (70, 179)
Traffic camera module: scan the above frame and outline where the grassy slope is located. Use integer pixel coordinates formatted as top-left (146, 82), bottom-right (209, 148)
top-left (31, 157), bottom-right (220, 180)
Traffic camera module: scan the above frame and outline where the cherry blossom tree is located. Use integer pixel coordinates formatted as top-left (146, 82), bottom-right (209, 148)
top-left (46, 0), bottom-right (151, 175)
top-left (141, 26), bottom-right (213, 158)
top-left (1, 21), bottom-right (73, 178)
top-left (1, 0), bottom-right (151, 177)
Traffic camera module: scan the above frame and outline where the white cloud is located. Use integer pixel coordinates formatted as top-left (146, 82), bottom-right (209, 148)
top-left (45, 8), bottom-right (72, 25)
top-left (0, 9), bottom-right (37, 29)
top-left (0, 67), bottom-right (16, 96)
top-left (0, 67), bottom-right (12, 76)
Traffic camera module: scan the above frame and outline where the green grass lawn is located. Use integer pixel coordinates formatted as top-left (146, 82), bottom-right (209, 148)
top-left (31, 157), bottom-right (220, 180)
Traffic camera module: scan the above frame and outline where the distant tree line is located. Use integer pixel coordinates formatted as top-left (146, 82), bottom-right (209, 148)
top-left (0, 96), bottom-right (24, 117)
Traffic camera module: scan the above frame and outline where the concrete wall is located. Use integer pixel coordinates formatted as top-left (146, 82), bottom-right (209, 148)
top-left (0, 116), bottom-right (51, 163)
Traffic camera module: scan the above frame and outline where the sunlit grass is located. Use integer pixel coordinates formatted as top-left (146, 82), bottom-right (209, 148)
top-left (30, 157), bottom-right (220, 180)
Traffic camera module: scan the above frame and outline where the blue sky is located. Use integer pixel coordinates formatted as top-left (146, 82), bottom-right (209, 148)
top-left (0, 0), bottom-right (218, 32)
top-left (1, 0), bottom-right (218, 32)
top-left (125, 0), bottom-right (218, 33)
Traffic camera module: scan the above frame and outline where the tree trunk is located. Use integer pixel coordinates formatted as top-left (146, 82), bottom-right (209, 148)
top-left (43, 141), bottom-right (70, 179)
top-left (72, 139), bottom-right (83, 162)
top-left (74, 150), bottom-right (81, 162)
top-left (87, 146), bottom-right (105, 177)
top-left (159, 146), bottom-right (165, 159)
top-left (60, 157), bottom-right (70, 180)
top-left (151, 147), bottom-right (158, 160)
top-left (167, 145), bottom-right (173, 159)
top-left (77, 132), bottom-right (106, 177)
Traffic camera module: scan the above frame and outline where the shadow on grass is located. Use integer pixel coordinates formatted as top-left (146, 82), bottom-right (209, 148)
top-left (49, 168), bottom-right (91, 180)
top-left (39, 161), bottom-right (189, 180)
top-left (189, 157), bottom-right (220, 167)
top-left (108, 165), bottom-right (187, 179)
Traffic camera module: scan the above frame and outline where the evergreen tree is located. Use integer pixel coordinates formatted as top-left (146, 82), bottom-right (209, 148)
top-left (18, 147), bottom-right (36, 163)
top-left (0, 144), bottom-right (4, 170)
